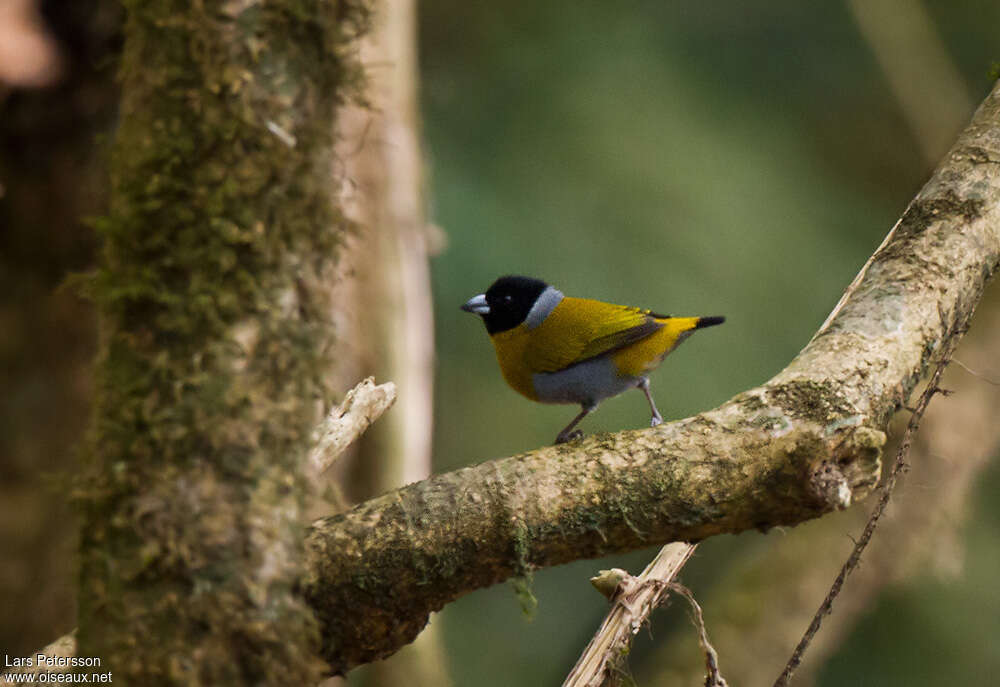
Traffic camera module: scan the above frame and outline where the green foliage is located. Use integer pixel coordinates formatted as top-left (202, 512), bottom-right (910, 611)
top-left (510, 575), bottom-right (539, 620)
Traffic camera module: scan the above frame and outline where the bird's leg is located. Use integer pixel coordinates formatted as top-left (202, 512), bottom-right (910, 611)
top-left (555, 402), bottom-right (597, 444)
top-left (638, 377), bottom-right (663, 427)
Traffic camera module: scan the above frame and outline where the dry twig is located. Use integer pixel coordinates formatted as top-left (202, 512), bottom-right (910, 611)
top-left (308, 377), bottom-right (397, 475)
top-left (564, 542), bottom-right (696, 687)
top-left (668, 583), bottom-right (728, 687)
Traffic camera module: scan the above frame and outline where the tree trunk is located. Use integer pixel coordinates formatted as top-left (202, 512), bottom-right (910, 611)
top-left (329, 0), bottom-right (448, 681)
top-left (76, 2), bottom-right (370, 684)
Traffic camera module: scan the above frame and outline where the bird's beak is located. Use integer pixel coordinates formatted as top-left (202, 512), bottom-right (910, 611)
top-left (461, 293), bottom-right (490, 315)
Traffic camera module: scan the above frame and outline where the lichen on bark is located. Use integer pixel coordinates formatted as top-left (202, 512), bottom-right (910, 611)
top-left (76, 1), bottom-right (371, 684)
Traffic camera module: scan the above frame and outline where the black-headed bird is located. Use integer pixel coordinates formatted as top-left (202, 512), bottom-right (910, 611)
top-left (462, 275), bottom-right (724, 443)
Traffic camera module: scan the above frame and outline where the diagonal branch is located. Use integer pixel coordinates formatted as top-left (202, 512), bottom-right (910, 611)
top-left (304, 80), bottom-right (1000, 674)
top-left (637, 286), bottom-right (1000, 684)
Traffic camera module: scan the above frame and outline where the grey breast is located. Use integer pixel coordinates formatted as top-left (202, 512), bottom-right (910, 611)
top-left (532, 356), bottom-right (639, 406)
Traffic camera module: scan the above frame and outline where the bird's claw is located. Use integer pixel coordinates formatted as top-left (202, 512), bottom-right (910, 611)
top-left (555, 429), bottom-right (584, 444)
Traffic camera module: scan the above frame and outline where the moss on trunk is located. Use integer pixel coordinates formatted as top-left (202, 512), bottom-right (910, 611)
top-left (76, 1), bottom-right (369, 683)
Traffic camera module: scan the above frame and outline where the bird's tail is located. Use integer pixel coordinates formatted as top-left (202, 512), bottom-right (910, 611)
top-left (652, 315), bottom-right (724, 346)
top-left (654, 315), bottom-right (725, 331)
top-left (645, 315), bottom-right (725, 365)
top-left (694, 316), bottom-right (725, 329)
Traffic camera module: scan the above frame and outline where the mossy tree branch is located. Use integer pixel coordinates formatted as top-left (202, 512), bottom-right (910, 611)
top-left (76, 1), bottom-right (370, 685)
top-left (304, 80), bottom-right (1000, 675)
top-left (640, 285), bottom-right (1000, 685)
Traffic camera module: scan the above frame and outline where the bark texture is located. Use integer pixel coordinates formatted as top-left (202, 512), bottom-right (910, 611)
top-left (641, 283), bottom-right (1000, 686)
top-left (304, 80), bottom-right (1000, 674)
top-left (76, 1), bottom-right (369, 684)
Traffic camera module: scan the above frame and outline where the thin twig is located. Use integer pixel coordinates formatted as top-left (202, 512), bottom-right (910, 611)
top-left (668, 583), bottom-right (729, 687)
top-left (772, 323), bottom-right (964, 687)
top-left (952, 357), bottom-right (1000, 385)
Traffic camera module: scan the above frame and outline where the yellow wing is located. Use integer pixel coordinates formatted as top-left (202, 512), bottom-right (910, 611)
top-left (524, 297), bottom-right (664, 373)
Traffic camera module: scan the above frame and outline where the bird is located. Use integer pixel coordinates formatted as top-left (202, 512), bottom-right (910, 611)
top-left (461, 275), bottom-right (724, 444)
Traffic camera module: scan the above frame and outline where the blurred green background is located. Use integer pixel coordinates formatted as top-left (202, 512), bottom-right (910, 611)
top-left (411, 1), bottom-right (1000, 685)
top-left (2, 0), bottom-right (999, 684)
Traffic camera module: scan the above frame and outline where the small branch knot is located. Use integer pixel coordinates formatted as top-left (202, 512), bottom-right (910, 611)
top-left (590, 568), bottom-right (631, 600)
top-left (808, 461), bottom-right (854, 510)
top-left (809, 425), bottom-right (885, 509)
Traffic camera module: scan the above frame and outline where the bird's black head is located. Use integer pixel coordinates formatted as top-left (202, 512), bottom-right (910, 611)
top-left (462, 275), bottom-right (550, 334)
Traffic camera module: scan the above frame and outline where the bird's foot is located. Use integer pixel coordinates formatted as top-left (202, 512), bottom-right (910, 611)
top-left (650, 414), bottom-right (663, 427)
top-left (555, 429), bottom-right (584, 444)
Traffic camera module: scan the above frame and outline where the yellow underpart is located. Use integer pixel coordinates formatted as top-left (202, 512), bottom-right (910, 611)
top-left (488, 296), bottom-right (704, 401)
top-left (490, 324), bottom-right (538, 400)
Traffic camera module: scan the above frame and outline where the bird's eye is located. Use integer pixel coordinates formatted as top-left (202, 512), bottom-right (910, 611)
top-left (504, 294), bottom-right (513, 303)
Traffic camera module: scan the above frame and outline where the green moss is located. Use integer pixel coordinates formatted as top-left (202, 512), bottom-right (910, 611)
top-left (732, 390), bottom-right (767, 412)
top-left (76, 0), bottom-right (372, 684)
top-left (509, 516), bottom-right (538, 618)
top-left (766, 380), bottom-right (853, 425)
top-left (511, 516), bottom-right (533, 575)
top-left (509, 575), bottom-right (539, 619)
top-left (875, 190), bottom-right (986, 265)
